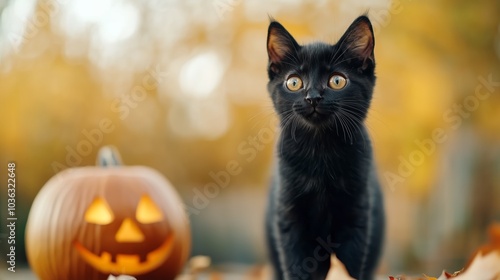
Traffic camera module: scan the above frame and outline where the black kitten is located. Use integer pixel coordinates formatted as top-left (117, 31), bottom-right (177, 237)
top-left (265, 16), bottom-right (384, 280)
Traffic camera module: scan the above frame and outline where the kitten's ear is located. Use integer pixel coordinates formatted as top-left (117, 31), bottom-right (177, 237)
top-left (338, 16), bottom-right (375, 69)
top-left (267, 21), bottom-right (300, 73)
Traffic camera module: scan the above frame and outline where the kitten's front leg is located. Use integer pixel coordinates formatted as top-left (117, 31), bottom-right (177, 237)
top-left (275, 220), bottom-right (331, 280)
top-left (334, 222), bottom-right (383, 280)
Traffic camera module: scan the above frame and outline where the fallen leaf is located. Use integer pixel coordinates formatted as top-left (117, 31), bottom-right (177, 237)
top-left (325, 255), bottom-right (355, 280)
top-left (107, 275), bottom-right (137, 280)
top-left (188, 255), bottom-right (211, 273)
top-left (454, 251), bottom-right (500, 280)
top-left (428, 270), bottom-right (461, 280)
top-left (466, 223), bottom-right (500, 268)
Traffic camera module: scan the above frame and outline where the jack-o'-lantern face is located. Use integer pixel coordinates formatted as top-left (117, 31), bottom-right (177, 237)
top-left (26, 146), bottom-right (190, 280)
top-left (73, 194), bottom-right (175, 275)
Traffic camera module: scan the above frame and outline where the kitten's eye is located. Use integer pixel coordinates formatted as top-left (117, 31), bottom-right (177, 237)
top-left (285, 75), bottom-right (303, 91)
top-left (328, 74), bottom-right (347, 90)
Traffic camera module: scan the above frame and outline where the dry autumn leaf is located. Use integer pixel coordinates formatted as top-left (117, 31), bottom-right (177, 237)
top-left (389, 223), bottom-right (500, 280)
top-left (325, 255), bottom-right (355, 280)
top-left (453, 251), bottom-right (500, 280)
top-left (388, 251), bottom-right (500, 280)
top-left (453, 223), bottom-right (500, 280)
top-left (175, 256), bottom-right (212, 280)
top-left (107, 275), bottom-right (137, 280)
top-left (466, 223), bottom-right (500, 267)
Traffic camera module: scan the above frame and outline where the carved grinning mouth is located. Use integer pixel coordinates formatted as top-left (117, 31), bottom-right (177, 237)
top-left (74, 233), bottom-right (174, 275)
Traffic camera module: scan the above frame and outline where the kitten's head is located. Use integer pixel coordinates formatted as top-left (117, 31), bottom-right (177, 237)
top-left (266, 16), bottom-right (376, 136)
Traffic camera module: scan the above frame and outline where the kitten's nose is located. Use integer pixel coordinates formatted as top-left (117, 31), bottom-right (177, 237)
top-left (305, 94), bottom-right (323, 107)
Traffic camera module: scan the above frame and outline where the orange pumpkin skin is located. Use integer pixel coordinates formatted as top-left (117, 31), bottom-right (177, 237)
top-left (26, 159), bottom-right (190, 280)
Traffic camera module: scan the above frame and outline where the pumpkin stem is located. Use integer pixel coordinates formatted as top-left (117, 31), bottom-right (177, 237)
top-left (97, 146), bottom-right (123, 167)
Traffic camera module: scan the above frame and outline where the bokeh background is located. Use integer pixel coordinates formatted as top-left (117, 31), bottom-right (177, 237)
top-left (1, 0), bottom-right (500, 277)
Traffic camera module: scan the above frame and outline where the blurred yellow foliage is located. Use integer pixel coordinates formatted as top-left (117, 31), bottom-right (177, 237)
top-left (0, 0), bottom-right (499, 274)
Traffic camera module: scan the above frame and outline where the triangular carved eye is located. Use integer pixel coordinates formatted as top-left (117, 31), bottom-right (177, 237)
top-left (85, 197), bottom-right (114, 225)
top-left (136, 195), bottom-right (163, 224)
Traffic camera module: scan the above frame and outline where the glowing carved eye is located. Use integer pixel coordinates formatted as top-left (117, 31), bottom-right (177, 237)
top-left (285, 75), bottom-right (303, 91)
top-left (85, 197), bottom-right (114, 225)
top-left (328, 74), bottom-right (347, 90)
top-left (136, 195), bottom-right (164, 224)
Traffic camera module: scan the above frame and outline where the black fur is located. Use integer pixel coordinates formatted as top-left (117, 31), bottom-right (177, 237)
top-left (265, 16), bottom-right (384, 280)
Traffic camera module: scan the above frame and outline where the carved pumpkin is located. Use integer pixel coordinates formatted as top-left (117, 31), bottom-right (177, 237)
top-left (26, 146), bottom-right (190, 280)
